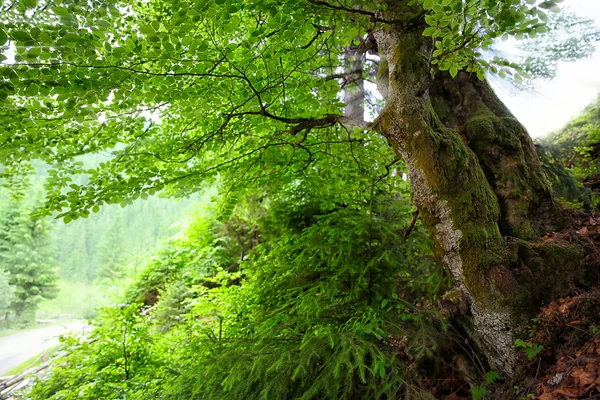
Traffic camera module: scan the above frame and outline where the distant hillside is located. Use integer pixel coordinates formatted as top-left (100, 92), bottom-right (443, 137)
top-left (537, 96), bottom-right (600, 208)
top-left (544, 96), bottom-right (600, 178)
top-left (1, 153), bottom-right (196, 284)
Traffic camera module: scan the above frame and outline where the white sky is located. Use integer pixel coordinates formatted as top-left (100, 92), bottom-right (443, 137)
top-left (493, 0), bottom-right (600, 138)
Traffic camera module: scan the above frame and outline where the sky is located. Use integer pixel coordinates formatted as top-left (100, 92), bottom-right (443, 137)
top-left (493, 0), bottom-right (600, 138)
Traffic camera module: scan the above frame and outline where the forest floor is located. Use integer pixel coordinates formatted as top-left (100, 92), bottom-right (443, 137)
top-left (0, 321), bottom-right (87, 376)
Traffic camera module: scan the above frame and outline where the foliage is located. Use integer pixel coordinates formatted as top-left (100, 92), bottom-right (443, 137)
top-left (0, 0), bottom-right (592, 397)
top-left (516, 11), bottom-right (600, 83)
top-left (469, 370), bottom-right (502, 400)
top-left (26, 159), bottom-right (447, 400)
top-left (542, 96), bottom-right (600, 180)
top-left (0, 0), bottom-right (574, 215)
top-left (515, 338), bottom-right (544, 360)
top-left (0, 160), bottom-right (192, 324)
top-left (414, 0), bottom-right (563, 80)
top-left (52, 181), bottom-right (194, 283)
top-left (535, 96), bottom-right (600, 209)
top-left (0, 197), bottom-right (58, 321)
top-left (96, 215), bottom-right (126, 281)
top-left (170, 197), bottom-right (442, 399)
top-left (470, 385), bottom-right (490, 400)
top-left (27, 304), bottom-right (165, 400)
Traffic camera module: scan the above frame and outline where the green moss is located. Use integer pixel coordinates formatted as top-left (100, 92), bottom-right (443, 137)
top-left (401, 112), bottom-right (510, 309)
top-left (504, 238), bottom-right (584, 317)
top-left (465, 114), bottom-right (495, 142)
top-left (465, 112), bottom-right (548, 239)
top-left (382, 0), bottom-right (424, 24)
top-left (377, 24), bottom-right (577, 324)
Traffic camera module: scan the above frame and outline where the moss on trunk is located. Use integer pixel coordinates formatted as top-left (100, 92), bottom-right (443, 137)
top-left (374, 3), bottom-right (587, 377)
top-left (431, 73), bottom-right (567, 239)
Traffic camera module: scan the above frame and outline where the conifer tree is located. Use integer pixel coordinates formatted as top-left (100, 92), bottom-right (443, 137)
top-left (96, 216), bottom-right (126, 281)
top-left (0, 201), bottom-right (59, 320)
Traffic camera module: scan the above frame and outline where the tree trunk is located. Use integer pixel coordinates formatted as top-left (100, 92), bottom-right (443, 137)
top-left (373, 4), bottom-right (584, 376)
top-left (343, 44), bottom-right (366, 122)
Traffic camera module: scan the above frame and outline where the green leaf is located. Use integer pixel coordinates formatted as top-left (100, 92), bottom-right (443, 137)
top-left (25, 84), bottom-right (39, 96)
top-left (53, 6), bottom-right (70, 16)
top-left (485, 370), bottom-right (502, 385)
top-left (0, 29), bottom-right (7, 45)
top-left (449, 65), bottom-right (458, 78)
top-left (21, 0), bottom-right (37, 9)
top-left (63, 33), bottom-right (80, 42)
top-left (140, 25), bottom-right (155, 35)
top-left (423, 27), bottom-right (437, 36)
top-left (12, 30), bottom-right (32, 42)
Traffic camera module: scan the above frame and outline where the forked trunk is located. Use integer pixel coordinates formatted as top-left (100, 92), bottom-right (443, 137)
top-left (373, 4), bottom-right (580, 376)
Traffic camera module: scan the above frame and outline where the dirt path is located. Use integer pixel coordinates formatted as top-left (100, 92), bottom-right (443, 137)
top-left (0, 322), bottom-right (87, 376)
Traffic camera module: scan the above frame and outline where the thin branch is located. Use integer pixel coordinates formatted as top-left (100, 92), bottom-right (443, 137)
top-left (306, 0), bottom-right (401, 24)
top-left (403, 209), bottom-right (420, 243)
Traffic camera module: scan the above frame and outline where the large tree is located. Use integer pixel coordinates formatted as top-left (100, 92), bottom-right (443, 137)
top-left (0, 0), bottom-right (594, 375)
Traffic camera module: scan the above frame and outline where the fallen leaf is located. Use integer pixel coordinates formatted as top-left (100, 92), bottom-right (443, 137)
top-left (571, 369), bottom-right (597, 386)
top-left (559, 304), bottom-right (570, 313)
top-left (554, 387), bottom-right (583, 397)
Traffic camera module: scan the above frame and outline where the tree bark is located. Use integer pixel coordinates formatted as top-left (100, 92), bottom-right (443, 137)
top-left (373, 3), bottom-right (582, 377)
top-left (429, 72), bottom-right (567, 239)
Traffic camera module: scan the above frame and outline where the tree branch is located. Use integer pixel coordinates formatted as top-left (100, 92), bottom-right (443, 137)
top-left (403, 209), bottom-right (420, 243)
top-left (306, 0), bottom-right (401, 24)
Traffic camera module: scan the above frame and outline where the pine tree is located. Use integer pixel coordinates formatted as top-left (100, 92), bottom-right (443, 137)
top-left (0, 201), bottom-right (59, 321)
top-left (96, 216), bottom-right (126, 281)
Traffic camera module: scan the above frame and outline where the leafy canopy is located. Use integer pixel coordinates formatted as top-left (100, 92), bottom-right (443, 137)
top-left (0, 0), bottom-right (564, 221)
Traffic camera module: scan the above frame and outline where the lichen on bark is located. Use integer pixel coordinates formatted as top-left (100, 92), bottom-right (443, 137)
top-left (373, 21), bottom-right (519, 374)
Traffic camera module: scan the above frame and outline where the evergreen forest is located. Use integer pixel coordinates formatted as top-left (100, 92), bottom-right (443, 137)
top-left (1, 0), bottom-right (600, 399)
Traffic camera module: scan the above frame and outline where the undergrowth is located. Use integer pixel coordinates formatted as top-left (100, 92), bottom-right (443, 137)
top-left (24, 188), bottom-right (447, 400)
